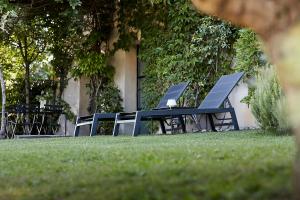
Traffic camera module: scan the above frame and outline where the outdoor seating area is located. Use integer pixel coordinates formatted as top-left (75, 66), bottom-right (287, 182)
top-left (113, 72), bottom-right (243, 136)
top-left (5, 104), bottom-right (65, 138)
top-left (74, 72), bottom-right (244, 137)
top-left (74, 81), bottom-right (190, 136)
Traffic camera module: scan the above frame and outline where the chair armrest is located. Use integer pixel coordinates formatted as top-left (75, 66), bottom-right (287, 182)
top-left (77, 115), bottom-right (94, 120)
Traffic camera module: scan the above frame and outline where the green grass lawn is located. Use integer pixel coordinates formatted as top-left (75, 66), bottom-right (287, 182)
top-left (0, 131), bottom-right (295, 200)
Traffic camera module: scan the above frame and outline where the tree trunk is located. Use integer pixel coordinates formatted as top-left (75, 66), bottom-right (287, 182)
top-left (52, 78), bottom-right (56, 105)
top-left (24, 63), bottom-right (30, 134)
top-left (191, 0), bottom-right (300, 198)
top-left (58, 76), bottom-right (65, 100)
top-left (0, 66), bottom-right (6, 138)
top-left (274, 22), bottom-right (300, 199)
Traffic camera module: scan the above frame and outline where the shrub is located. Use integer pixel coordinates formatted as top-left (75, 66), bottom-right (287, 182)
top-left (250, 66), bottom-right (290, 133)
top-left (234, 29), bottom-right (266, 77)
top-left (94, 82), bottom-right (123, 135)
top-left (94, 82), bottom-right (123, 114)
top-left (233, 29), bottom-right (267, 105)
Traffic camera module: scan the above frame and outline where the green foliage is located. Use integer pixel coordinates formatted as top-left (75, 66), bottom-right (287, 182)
top-left (115, 0), bottom-right (161, 51)
top-left (0, 42), bottom-right (22, 75)
top-left (139, 0), bottom-right (237, 109)
top-left (67, 0), bottom-right (82, 9)
top-left (37, 90), bottom-right (76, 121)
top-left (47, 10), bottom-right (81, 97)
top-left (94, 82), bottom-right (123, 113)
top-left (234, 29), bottom-right (267, 104)
top-left (251, 66), bottom-right (290, 134)
top-left (1, 0), bottom-right (122, 125)
top-left (57, 99), bottom-right (76, 121)
top-left (6, 15), bottom-right (49, 64)
top-left (67, 1), bottom-right (121, 117)
top-left (274, 96), bottom-right (290, 132)
top-left (234, 29), bottom-right (265, 77)
top-left (0, 42), bottom-right (55, 107)
top-left (2, 0), bottom-right (118, 117)
top-left (72, 52), bottom-right (113, 78)
top-left (72, 52), bottom-right (121, 115)
top-left (94, 82), bottom-right (123, 135)
top-left (0, 0), bottom-right (9, 12)
top-left (0, 11), bottom-right (51, 120)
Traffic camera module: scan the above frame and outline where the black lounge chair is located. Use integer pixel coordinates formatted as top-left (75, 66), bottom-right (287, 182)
top-left (74, 81), bottom-right (189, 136)
top-left (113, 72), bottom-right (244, 136)
top-left (74, 113), bottom-right (116, 136)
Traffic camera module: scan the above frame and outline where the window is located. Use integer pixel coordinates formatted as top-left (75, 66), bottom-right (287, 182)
top-left (137, 45), bottom-right (145, 110)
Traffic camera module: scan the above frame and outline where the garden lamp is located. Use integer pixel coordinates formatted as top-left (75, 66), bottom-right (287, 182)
top-left (166, 99), bottom-right (177, 109)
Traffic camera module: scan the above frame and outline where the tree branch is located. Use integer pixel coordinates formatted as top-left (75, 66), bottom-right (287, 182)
top-left (17, 37), bottom-right (25, 59)
top-left (28, 43), bottom-right (45, 63)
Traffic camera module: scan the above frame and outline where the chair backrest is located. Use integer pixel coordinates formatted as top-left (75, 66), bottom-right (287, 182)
top-left (8, 104), bottom-right (40, 113)
top-left (156, 82), bottom-right (189, 109)
top-left (44, 104), bottom-right (63, 113)
top-left (198, 72), bottom-right (244, 109)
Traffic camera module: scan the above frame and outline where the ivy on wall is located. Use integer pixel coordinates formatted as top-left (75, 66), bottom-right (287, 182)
top-left (233, 29), bottom-right (267, 104)
top-left (234, 29), bottom-right (266, 78)
top-left (137, 0), bottom-right (238, 109)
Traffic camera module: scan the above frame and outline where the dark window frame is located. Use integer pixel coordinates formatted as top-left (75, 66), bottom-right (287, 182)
top-left (136, 44), bottom-right (145, 110)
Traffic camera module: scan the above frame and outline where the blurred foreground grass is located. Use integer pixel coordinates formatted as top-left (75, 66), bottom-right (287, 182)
top-left (0, 131), bottom-right (295, 200)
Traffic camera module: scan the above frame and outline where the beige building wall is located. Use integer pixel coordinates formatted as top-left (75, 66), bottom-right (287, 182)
top-left (60, 76), bottom-right (90, 136)
top-left (229, 82), bottom-right (258, 129)
top-left (112, 48), bottom-right (137, 112)
top-left (110, 47), bottom-right (137, 134)
top-left (109, 25), bottom-right (137, 113)
top-left (60, 47), bottom-right (137, 136)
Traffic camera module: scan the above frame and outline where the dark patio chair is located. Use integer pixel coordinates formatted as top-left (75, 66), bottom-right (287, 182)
top-left (42, 104), bottom-right (64, 135)
top-left (74, 81), bottom-right (190, 136)
top-left (6, 104), bottom-right (41, 137)
top-left (113, 72), bottom-right (244, 136)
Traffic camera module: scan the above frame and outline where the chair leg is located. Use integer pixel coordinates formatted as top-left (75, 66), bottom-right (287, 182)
top-left (90, 114), bottom-right (99, 136)
top-left (191, 114), bottom-right (202, 131)
top-left (159, 119), bottom-right (166, 134)
top-left (230, 108), bottom-right (239, 130)
top-left (11, 123), bottom-right (17, 138)
top-left (178, 116), bottom-right (186, 133)
top-left (208, 114), bottom-right (217, 132)
top-left (113, 113), bottom-right (120, 136)
top-left (74, 117), bottom-right (80, 137)
top-left (133, 112), bottom-right (142, 137)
